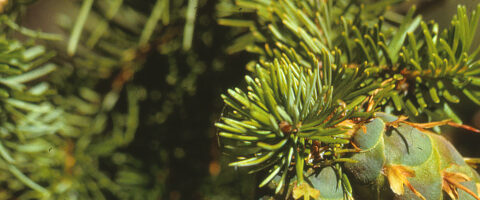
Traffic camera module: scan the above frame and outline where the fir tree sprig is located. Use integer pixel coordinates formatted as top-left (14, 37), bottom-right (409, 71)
top-left (215, 42), bottom-right (394, 194)
top-left (342, 5), bottom-right (480, 122)
top-left (218, 0), bottom-right (480, 123)
top-left (217, 0), bottom-right (480, 197)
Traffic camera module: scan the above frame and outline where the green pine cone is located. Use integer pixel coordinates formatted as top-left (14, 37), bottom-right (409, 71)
top-left (345, 112), bottom-right (480, 200)
top-left (260, 112), bottom-right (480, 200)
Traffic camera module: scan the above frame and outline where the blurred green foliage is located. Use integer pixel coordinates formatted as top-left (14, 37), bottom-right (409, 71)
top-left (0, 0), bottom-right (252, 199)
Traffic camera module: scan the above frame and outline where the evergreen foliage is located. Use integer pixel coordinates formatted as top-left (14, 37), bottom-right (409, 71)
top-left (1, 0), bottom-right (480, 199)
top-left (217, 0), bottom-right (480, 199)
top-left (217, 0), bottom-right (480, 122)
top-left (0, 0), bottom-right (211, 199)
